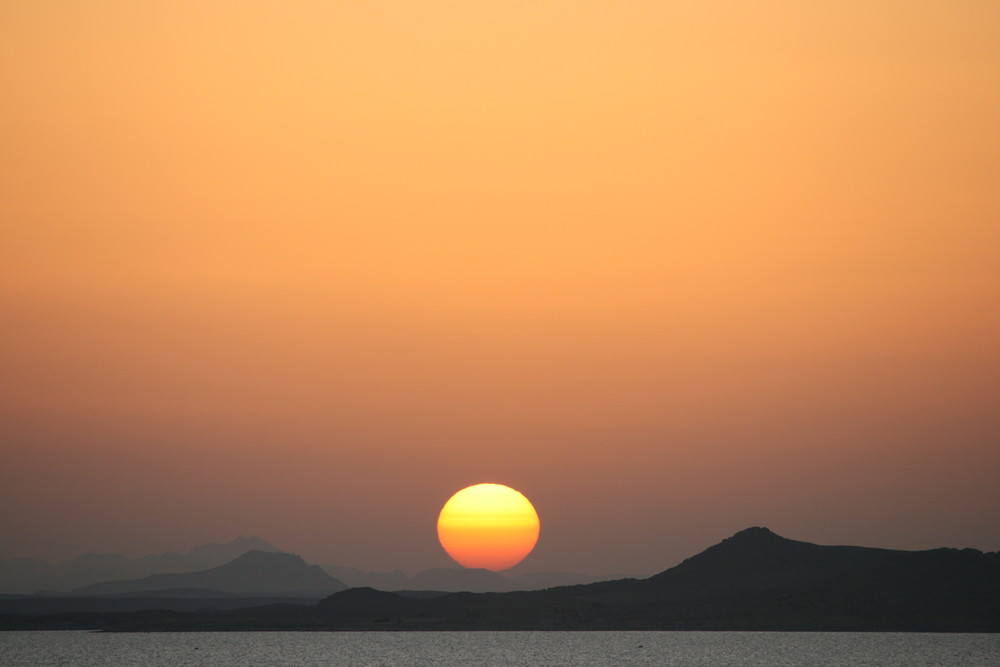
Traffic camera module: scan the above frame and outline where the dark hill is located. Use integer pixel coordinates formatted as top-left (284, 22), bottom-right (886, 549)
top-left (649, 526), bottom-right (917, 591)
top-left (627, 526), bottom-right (1000, 630)
top-left (72, 551), bottom-right (346, 597)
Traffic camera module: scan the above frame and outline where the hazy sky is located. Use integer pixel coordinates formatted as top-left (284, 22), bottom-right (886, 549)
top-left (2, 1), bottom-right (998, 576)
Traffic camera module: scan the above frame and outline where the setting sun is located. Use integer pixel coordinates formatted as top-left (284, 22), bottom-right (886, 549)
top-left (437, 484), bottom-right (540, 571)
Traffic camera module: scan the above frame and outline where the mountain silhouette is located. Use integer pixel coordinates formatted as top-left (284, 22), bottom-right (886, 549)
top-left (5, 528), bottom-right (998, 631)
top-left (647, 526), bottom-right (1000, 604)
top-left (312, 526), bottom-right (1000, 631)
top-left (0, 536), bottom-right (279, 594)
top-left (321, 563), bottom-right (620, 593)
top-left (72, 551), bottom-right (346, 597)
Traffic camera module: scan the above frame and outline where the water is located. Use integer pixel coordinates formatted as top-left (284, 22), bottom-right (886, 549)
top-left (1, 631), bottom-right (998, 666)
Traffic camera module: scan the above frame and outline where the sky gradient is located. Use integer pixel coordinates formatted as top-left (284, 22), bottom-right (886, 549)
top-left (2, 1), bottom-right (998, 576)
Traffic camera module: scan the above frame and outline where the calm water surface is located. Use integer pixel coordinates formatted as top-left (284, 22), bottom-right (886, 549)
top-left (2, 631), bottom-right (998, 666)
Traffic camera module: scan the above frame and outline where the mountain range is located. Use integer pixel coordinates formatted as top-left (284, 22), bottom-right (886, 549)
top-left (3, 527), bottom-right (997, 631)
top-left (70, 550), bottom-right (346, 597)
top-left (321, 564), bottom-right (615, 593)
top-left (0, 538), bottom-right (620, 596)
top-left (0, 536), bottom-right (278, 594)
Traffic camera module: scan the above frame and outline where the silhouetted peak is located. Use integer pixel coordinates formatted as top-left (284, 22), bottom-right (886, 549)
top-left (726, 526), bottom-right (783, 543)
top-left (701, 527), bottom-right (805, 556)
top-left (648, 527), bottom-right (818, 583)
top-left (703, 526), bottom-right (810, 558)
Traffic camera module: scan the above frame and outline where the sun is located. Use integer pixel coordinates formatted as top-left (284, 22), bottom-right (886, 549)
top-left (437, 483), bottom-right (540, 571)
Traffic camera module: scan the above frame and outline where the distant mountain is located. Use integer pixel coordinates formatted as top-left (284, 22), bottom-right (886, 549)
top-left (150, 536), bottom-right (279, 573)
top-left (72, 551), bottom-right (346, 597)
top-left (0, 536), bottom-right (279, 594)
top-left (21, 527), bottom-right (996, 631)
top-left (320, 564), bottom-right (624, 593)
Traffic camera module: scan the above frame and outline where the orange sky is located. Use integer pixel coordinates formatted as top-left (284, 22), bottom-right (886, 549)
top-left (2, 1), bottom-right (998, 575)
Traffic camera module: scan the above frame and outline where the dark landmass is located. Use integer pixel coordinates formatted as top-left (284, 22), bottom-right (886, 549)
top-left (319, 566), bottom-right (511, 593)
top-left (321, 564), bottom-right (620, 592)
top-left (0, 536), bottom-right (278, 594)
top-left (508, 570), bottom-right (624, 591)
top-left (3, 528), bottom-right (998, 632)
